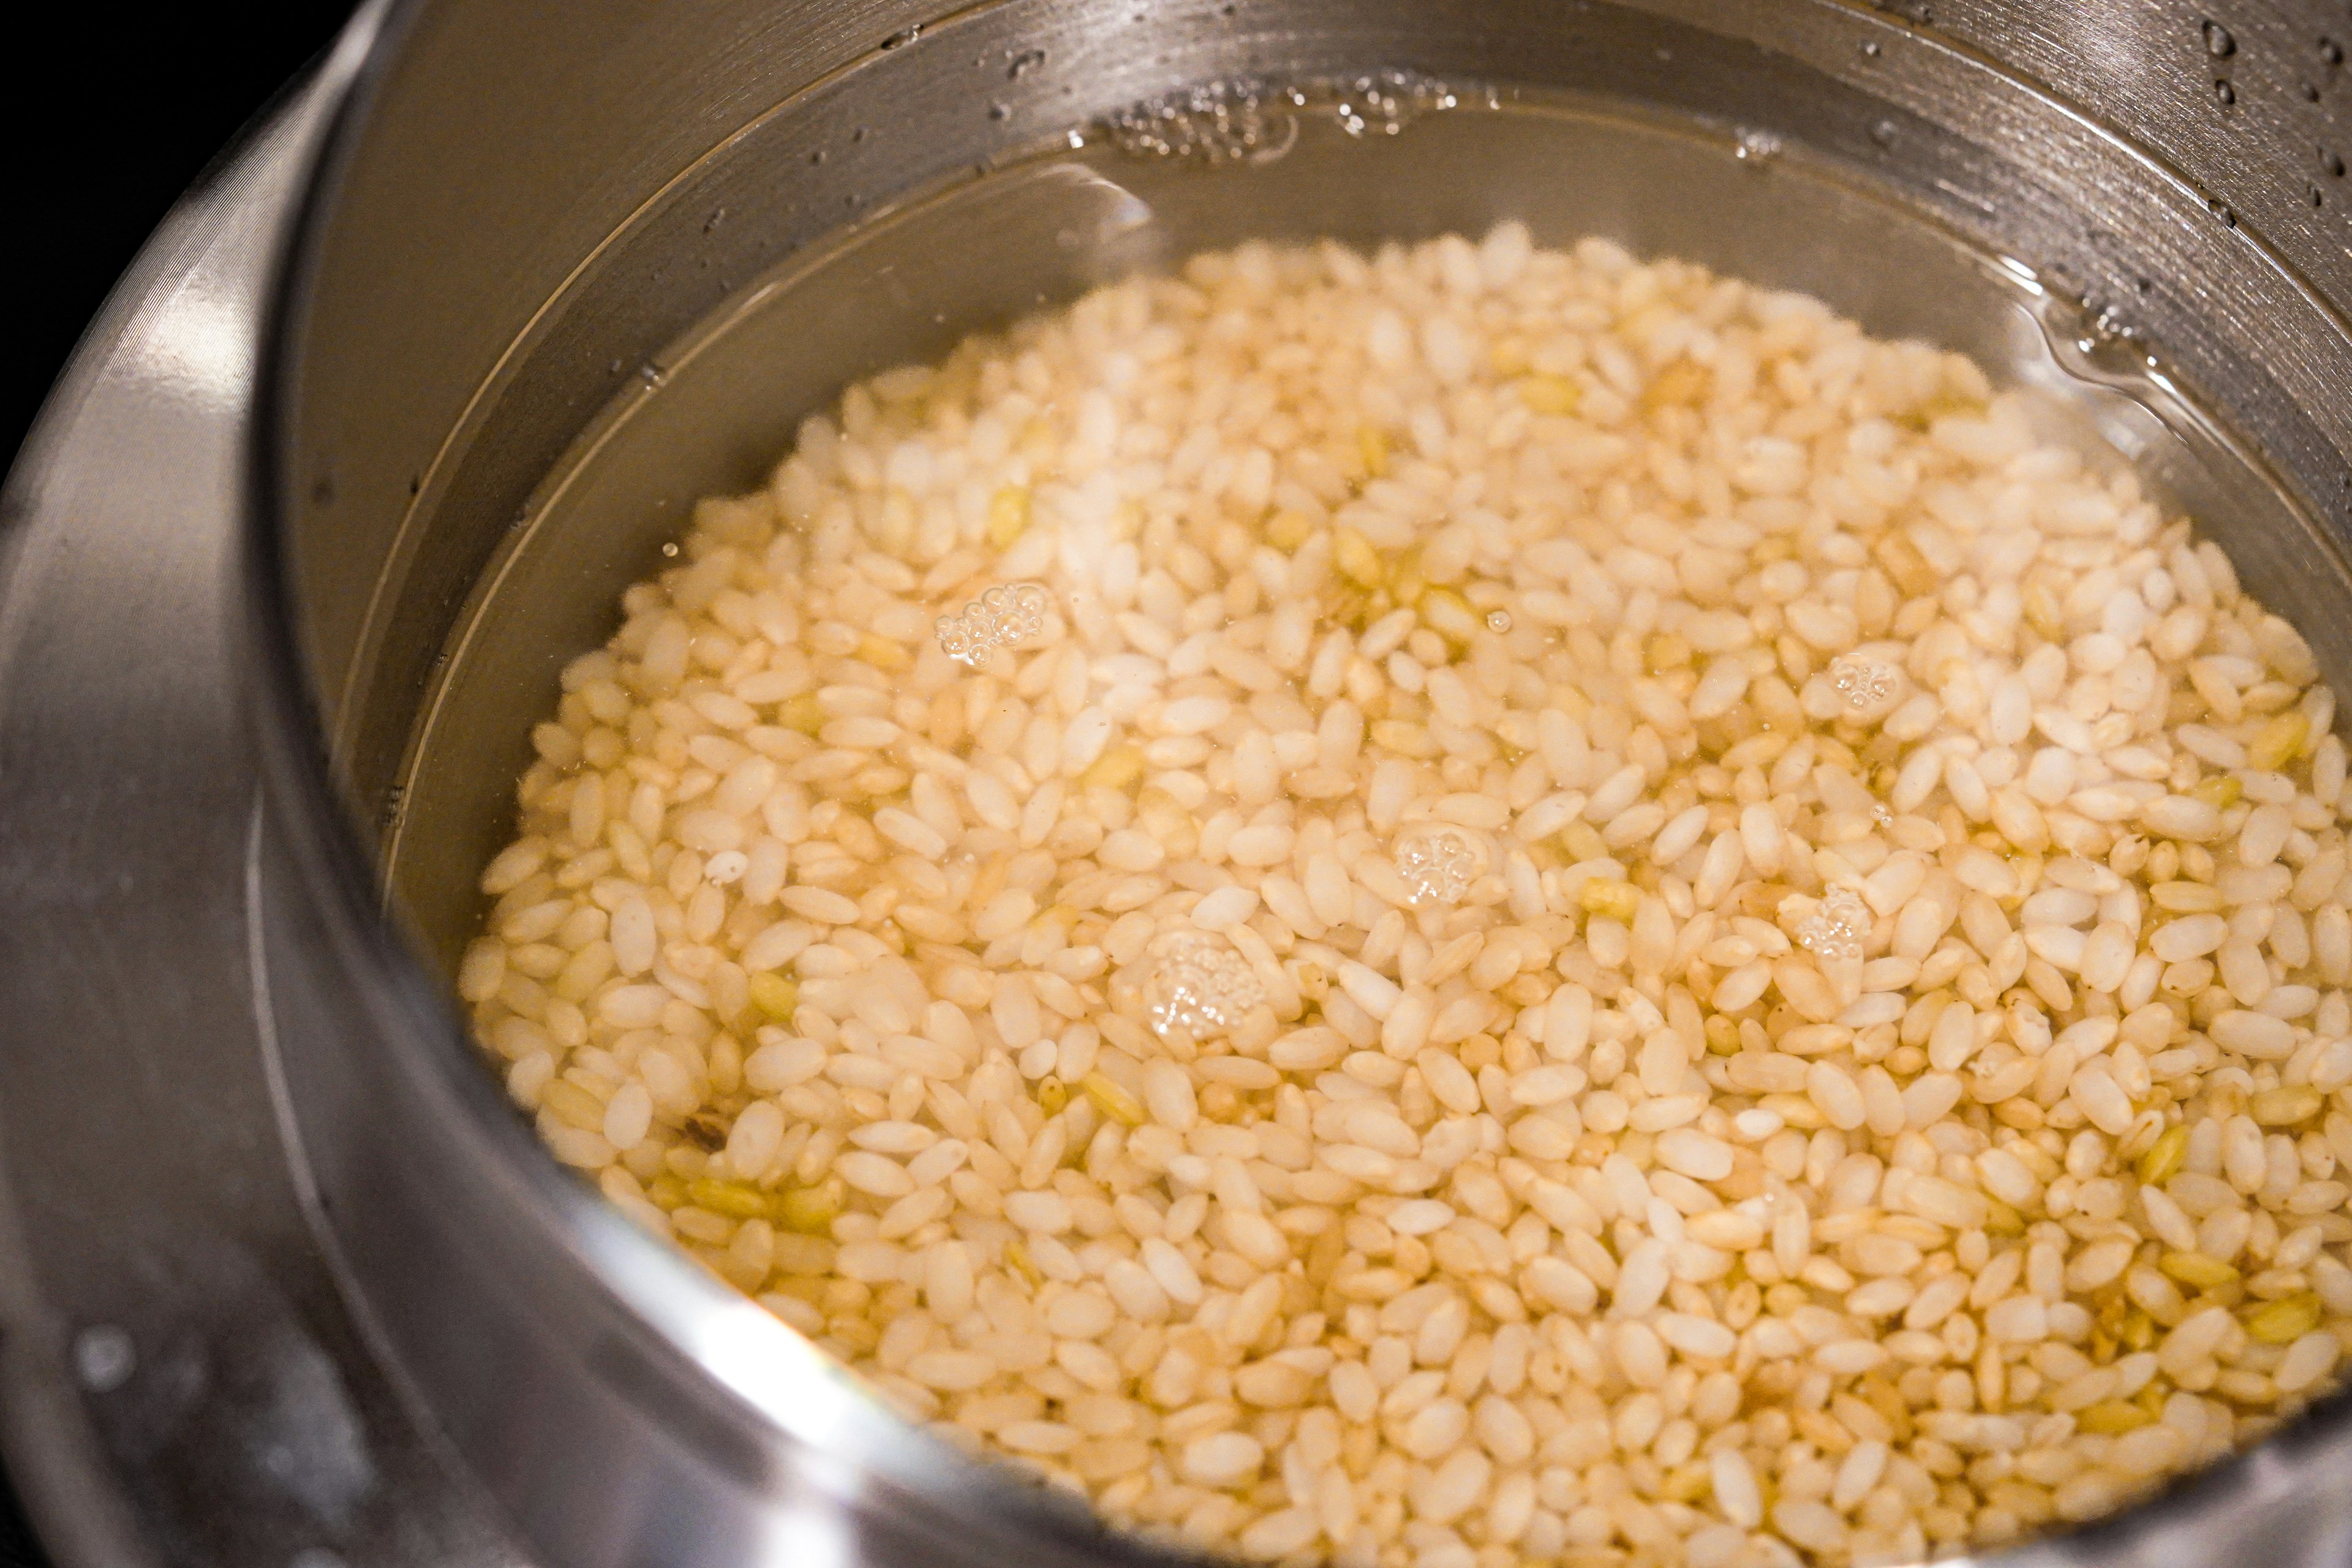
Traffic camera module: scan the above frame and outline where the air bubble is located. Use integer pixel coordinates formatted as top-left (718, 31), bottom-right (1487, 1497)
top-left (1106, 79), bottom-right (1293, 164)
top-left (1485, 609), bottom-right (1513, 633)
top-left (937, 582), bottom-right (1054, 666)
top-left (2204, 20), bottom-right (2236, 58)
top-left (1330, 69), bottom-right (1458, 137)
top-left (1829, 652), bottom-right (1905, 719)
top-left (1145, 932), bottom-right (1262, 1038)
top-left (1733, 127), bottom-right (1784, 163)
top-left (1105, 69), bottom-right (1453, 165)
top-left (1795, 888), bottom-right (1872, 962)
top-left (661, 542), bottom-right (680, 558)
top-left (1395, 826), bottom-right (1485, 907)
top-left (2215, 78), bottom-right (2237, 105)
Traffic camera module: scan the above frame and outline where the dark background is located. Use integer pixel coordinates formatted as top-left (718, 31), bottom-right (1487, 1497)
top-left (2, 9), bottom-right (358, 1558)
top-left (6, 2), bottom-right (358, 471)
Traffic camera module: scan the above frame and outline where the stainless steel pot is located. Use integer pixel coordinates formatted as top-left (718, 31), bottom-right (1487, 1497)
top-left (12, 2), bottom-right (2352, 1566)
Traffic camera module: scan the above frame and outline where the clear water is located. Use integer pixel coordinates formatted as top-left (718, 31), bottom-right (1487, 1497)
top-left (384, 81), bottom-right (2348, 979)
top-left (398, 77), bottom-right (2352, 1564)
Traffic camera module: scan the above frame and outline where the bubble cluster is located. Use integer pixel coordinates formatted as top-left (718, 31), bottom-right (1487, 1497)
top-left (1326, 69), bottom-right (1457, 139)
top-left (1104, 69), bottom-right (1457, 165)
top-left (1796, 887), bottom-right (1872, 962)
top-left (1105, 80), bottom-right (1298, 165)
top-left (1395, 826), bottom-right (1482, 907)
top-left (1144, 932), bottom-right (1263, 1038)
top-left (935, 582), bottom-right (1052, 667)
top-left (1829, 651), bottom-right (1904, 718)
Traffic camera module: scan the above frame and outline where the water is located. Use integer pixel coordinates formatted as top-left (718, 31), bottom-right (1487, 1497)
top-left (388, 70), bottom-right (2349, 1017)
top-left (391, 74), bottom-right (2352, 1568)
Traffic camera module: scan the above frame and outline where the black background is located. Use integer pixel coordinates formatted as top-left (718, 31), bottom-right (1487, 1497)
top-left (6, 1), bottom-right (359, 470)
top-left (1, 9), bottom-right (358, 1559)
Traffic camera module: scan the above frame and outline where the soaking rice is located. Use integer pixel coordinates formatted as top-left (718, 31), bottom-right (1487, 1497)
top-left (461, 224), bottom-right (2352, 1567)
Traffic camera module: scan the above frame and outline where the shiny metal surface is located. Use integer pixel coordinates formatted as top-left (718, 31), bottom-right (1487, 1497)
top-left (0, 28), bottom-right (519, 1568)
top-left (11, 1), bottom-right (2352, 1566)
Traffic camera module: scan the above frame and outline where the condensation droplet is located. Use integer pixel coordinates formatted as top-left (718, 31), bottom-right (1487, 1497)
top-left (937, 581), bottom-right (1054, 666)
top-left (1796, 888), bottom-right (1872, 962)
top-left (1485, 609), bottom-right (1513, 633)
top-left (1145, 932), bottom-right (1262, 1038)
top-left (1395, 826), bottom-right (1483, 907)
top-left (74, 1325), bottom-right (135, 1392)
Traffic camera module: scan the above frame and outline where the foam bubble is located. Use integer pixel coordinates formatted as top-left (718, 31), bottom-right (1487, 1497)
top-left (1395, 826), bottom-right (1483, 907)
top-left (937, 581), bottom-right (1052, 667)
top-left (1145, 932), bottom-right (1262, 1038)
top-left (1829, 652), bottom-right (1905, 720)
top-left (1796, 887), bottom-right (1872, 962)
